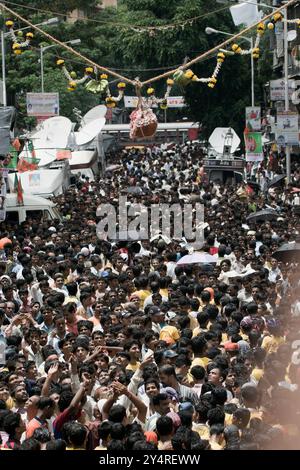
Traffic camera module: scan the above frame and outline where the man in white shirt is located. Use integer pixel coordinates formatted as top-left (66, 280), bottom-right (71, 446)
top-left (90, 256), bottom-right (103, 278)
top-left (52, 273), bottom-right (68, 298)
top-left (268, 258), bottom-right (282, 283)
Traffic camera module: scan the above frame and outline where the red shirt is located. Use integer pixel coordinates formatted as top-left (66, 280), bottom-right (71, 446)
top-left (53, 407), bottom-right (81, 439)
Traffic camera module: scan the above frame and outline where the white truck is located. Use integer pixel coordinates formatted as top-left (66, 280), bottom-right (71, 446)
top-left (4, 193), bottom-right (62, 224)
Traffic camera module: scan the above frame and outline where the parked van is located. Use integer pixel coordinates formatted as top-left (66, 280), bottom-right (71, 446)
top-left (4, 194), bottom-right (62, 224)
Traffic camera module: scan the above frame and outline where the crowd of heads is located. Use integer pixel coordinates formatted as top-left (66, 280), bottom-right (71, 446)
top-left (0, 141), bottom-right (299, 450)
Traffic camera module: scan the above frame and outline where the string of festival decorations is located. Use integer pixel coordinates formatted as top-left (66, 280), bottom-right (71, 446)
top-left (132, 79), bottom-right (174, 110)
top-left (5, 8), bottom-right (298, 93)
top-left (56, 13), bottom-right (263, 97)
top-left (130, 15), bottom-right (210, 36)
top-left (128, 8), bottom-right (297, 139)
top-left (4, 0), bottom-right (299, 36)
top-left (5, 18), bottom-right (33, 54)
top-left (56, 59), bottom-right (126, 107)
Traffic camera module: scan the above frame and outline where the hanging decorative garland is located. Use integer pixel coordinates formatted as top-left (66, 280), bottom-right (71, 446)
top-left (105, 81), bottom-right (126, 108)
top-left (56, 59), bottom-right (93, 91)
top-left (169, 9), bottom-right (300, 93)
top-left (267, 12), bottom-right (284, 30)
top-left (141, 79), bottom-right (174, 110)
top-left (170, 18), bottom-right (268, 92)
top-left (5, 19), bottom-right (34, 55)
top-left (172, 56), bottom-right (225, 89)
top-left (286, 18), bottom-right (300, 26)
top-left (84, 72), bottom-right (109, 95)
top-left (56, 59), bottom-right (126, 106)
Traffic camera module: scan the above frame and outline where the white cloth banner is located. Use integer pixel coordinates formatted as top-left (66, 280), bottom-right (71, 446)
top-left (230, 1), bottom-right (261, 27)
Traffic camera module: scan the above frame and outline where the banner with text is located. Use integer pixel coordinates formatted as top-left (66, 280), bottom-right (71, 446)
top-left (27, 93), bottom-right (60, 117)
top-left (276, 111), bottom-right (299, 146)
top-left (124, 96), bottom-right (185, 108)
top-left (270, 79), bottom-right (297, 101)
top-left (245, 106), bottom-right (261, 131)
top-left (0, 166), bottom-right (8, 222)
top-left (244, 131), bottom-right (263, 162)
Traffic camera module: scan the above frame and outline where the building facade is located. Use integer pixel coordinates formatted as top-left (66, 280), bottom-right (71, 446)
top-left (68, 1), bottom-right (118, 23)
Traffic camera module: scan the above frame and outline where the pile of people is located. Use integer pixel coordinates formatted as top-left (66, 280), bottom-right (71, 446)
top-left (0, 141), bottom-right (299, 451)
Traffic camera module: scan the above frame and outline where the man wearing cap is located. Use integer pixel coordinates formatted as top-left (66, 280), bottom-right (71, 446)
top-left (163, 349), bottom-right (178, 365)
top-left (224, 342), bottom-right (239, 357)
top-left (149, 306), bottom-right (165, 335)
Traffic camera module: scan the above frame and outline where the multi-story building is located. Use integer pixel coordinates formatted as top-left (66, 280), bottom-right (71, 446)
top-left (270, 0), bottom-right (300, 78)
top-left (68, 1), bottom-right (118, 23)
top-left (101, 0), bottom-right (118, 6)
top-left (262, 1), bottom-right (300, 134)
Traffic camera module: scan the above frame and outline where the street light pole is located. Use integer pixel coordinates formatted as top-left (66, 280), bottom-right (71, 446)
top-left (1, 29), bottom-right (7, 106)
top-left (1, 0), bottom-right (7, 107)
top-left (284, 6), bottom-right (291, 183)
top-left (250, 36), bottom-right (254, 107)
top-left (40, 47), bottom-right (44, 93)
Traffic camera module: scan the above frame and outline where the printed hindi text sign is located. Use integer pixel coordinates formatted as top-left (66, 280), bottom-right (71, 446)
top-left (270, 79), bottom-right (296, 101)
top-left (245, 107), bottom-right (261, 131)
top-left (167, 97), bottom-right (185, 108)
top-left (244, 131), bottom-right (263, 162)
top-left (124, 96), bottom-right (185, 108)
top-left (27, 93), bottom-right (59, 117)
top-left (276, 112), bottom-right (299, 146)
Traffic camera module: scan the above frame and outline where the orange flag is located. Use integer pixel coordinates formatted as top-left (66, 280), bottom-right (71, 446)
top-left (56, 150), bottom-right (72, 160)
top-left (17, 176), bottom-right (24, 205)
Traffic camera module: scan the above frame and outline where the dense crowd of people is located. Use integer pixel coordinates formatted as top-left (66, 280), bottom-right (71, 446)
top-left (0, 140), bottom-right (299, 451)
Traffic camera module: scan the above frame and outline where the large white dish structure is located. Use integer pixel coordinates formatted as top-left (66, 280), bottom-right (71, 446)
top-left (42, 117), bottom-right (72, 149)
top-left (75, 117), bottom-right (106, 146)
top-left (208, 127), bottom-right (240, 155)
top-left (21, 117), bottom-right (73, 167)
top-left (80, 105), bottom-right (107, 129)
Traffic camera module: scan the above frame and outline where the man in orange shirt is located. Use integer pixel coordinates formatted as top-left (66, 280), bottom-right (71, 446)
top-left (26, 397), bottom-right (55, 438)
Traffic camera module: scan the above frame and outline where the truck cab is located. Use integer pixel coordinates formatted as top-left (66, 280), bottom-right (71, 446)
top-left (4, 193), bottom-right (62, 224)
